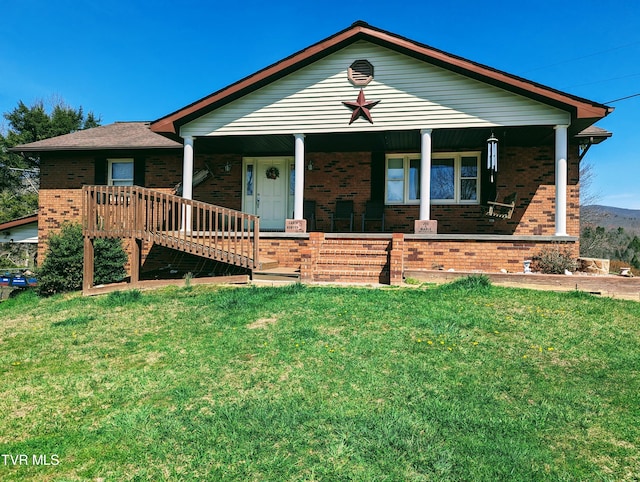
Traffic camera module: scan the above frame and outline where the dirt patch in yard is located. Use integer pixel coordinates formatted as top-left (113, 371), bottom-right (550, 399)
top-left (247, 317), bottom-right (278, 329)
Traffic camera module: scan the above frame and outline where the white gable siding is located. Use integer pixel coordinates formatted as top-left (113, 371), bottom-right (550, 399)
top-left (181, 41), bottom-right (570, 137)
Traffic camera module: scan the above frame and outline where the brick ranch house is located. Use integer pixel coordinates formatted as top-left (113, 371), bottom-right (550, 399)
top-left (14, 21), bottom-right (613, 289)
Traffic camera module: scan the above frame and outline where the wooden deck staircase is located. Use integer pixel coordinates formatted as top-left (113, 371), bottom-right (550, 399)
top-left (82, 186), bottom-right (262, 292)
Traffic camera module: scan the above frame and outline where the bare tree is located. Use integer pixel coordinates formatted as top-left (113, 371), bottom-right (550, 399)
top-left (580, 160), bottom-right (604, 227)
top-left (580, 161), bottom-right (601, 207)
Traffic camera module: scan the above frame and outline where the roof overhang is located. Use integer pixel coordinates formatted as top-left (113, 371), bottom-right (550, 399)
top-left (10, 122), bottom-right (182, 153)
top-left (574, 125), bottom-right (613, 145)
top-left (150, 21), bottom-right (613, 137)
top-left (0, 214), bottom-right (38, 231)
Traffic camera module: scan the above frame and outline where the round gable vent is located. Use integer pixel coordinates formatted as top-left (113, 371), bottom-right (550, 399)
top-left (348, 59), bottom-right (374, 86)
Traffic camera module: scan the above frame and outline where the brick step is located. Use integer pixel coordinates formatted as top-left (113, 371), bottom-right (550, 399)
top-left (318, 248), bottom-right (389, 257)
top-left (314, 269), bottom-right (390, 283)
top-left (316, 257), bottom-right (389, 267)
top-left (310, 238), bottom-right (392, 284)
top-left (315, 262), bottom-right (388, 271)
top-left (321, 241), bottom-right (390, 248)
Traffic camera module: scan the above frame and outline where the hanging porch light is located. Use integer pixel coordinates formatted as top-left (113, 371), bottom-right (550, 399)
top-left (487, 131), bottom-right (498, 183)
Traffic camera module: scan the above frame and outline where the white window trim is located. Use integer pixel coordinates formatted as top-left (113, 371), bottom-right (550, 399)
top-left (107, 158), bottom-right (134, 186)
top-left (385, 154), bottom-right (421, 205)
top-left (385, 151), bottom-right (481, 205)
top-left (432, 151), bottom-right (481, 205)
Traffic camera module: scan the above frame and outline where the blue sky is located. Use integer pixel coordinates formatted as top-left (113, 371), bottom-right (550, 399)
top-left (2, 0), bottom-right (639, 209)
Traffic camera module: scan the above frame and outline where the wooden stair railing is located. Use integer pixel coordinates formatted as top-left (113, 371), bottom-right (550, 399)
top-left (82, 186), bottom-right (260, 289)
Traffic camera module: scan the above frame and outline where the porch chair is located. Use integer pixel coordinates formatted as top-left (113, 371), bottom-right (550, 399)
top-left (330, 200), bottom-right (354, 232)
top-left (303, 200), bottom-right (316, 231)
top-left (485, 192), bottom-right (517, 219)
top-left (361, 200), bottom-right (385, 232)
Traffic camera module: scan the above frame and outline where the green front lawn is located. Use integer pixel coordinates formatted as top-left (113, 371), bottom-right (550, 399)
top-left (1, 280), bottom-right (638, 480)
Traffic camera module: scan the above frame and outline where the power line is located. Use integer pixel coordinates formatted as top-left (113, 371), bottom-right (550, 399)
top-left (562, 72), bottom-right (640, 89)
top-left (605, 93), bottom-right (640, 104)
top-left (522, 40), bottom-right (640, 74)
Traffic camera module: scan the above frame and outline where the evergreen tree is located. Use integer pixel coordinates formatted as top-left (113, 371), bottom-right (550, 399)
top-left (38, 223), bottom-right (126, 295)
top-left (0, 99), bottom-right (100, 222)
top-left (581, 225), bottom-right (640, 270)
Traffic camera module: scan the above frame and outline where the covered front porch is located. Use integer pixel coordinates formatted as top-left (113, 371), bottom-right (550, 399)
top-left (175, 125), bottom-right (577, 237)
top-left (96, 122), bottom-right (586, 288)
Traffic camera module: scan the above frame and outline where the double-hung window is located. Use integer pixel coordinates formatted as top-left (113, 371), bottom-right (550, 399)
top-left (386, 155), bottom-right (421, 204)
top-left (385, 152), bottom-right (480, 205)
top-left (431, 152), bottom-right (480, 204)
top-left (107, 159), bottom-right (134, 186)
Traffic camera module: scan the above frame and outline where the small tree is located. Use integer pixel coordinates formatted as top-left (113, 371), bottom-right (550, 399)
top-left (38, 223), bottom-right (127, 295)
top-left (94, 236), bottom-right (128, 286)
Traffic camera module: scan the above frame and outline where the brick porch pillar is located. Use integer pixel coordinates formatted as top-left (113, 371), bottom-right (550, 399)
top-left (390, 233), bottom-right (405, 286)
top-left (301, 232), bottom-right (324, 282)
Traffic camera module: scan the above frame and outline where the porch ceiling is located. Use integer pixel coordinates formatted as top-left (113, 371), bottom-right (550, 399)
top-left (195, 126), bottom-right (558, 155)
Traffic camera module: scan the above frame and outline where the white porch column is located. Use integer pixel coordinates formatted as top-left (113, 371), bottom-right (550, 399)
top-left (182, 136), bottom-right (194, 231)
top-left (554, 125), bottom-right (569, 236)
top-left (182, 136), bottom-right (194, 200)
top-left (419, 129), bottom-right (433, 220)
top-left (294, 133), bottom-right (305, 220)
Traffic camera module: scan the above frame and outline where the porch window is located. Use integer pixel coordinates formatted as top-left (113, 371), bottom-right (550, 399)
top-left (385, 152), bottom-right (480, 204)
top-left (107, 159), bottom-right (134, 186)
top-left (432, 153), bottom-right (480, 203)
top-left (386, 155), bottom-right (421, 204)
top-left (460, 155), bottom-right (479, 202)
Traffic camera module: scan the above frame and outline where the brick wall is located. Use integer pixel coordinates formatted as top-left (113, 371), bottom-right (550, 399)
top-left (404, 237), bottom-right (578, 273)
top-left (38, 154), bottom-right (94, 263)
top-left (259, 237), bottom-right (307, 268)
top-left (260, 234), bottom-right (578, 284)
top-left (193, 154), bottom-right (243, 210)
top-left (144, 153), bottom-right (182, 189)
top-left (497, 145), bottom-right (580, 237)
top-left (37, 144), bottom-right (580, 278)
top-left (303, 152), bottom-right (372, 231)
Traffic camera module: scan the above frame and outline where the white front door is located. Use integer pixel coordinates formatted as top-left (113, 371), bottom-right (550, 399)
top-left (243, 157), bottom-right (291, 231)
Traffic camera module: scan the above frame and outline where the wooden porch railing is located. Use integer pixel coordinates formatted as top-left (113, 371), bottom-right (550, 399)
top-left (82, 185), bottom-right (260, 273)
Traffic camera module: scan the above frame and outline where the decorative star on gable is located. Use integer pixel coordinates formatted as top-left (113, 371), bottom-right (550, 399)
top-left (342, 89), bottom-right (380, 124)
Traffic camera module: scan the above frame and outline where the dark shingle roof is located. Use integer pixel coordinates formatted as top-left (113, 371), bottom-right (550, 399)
top-left (576, 125), bottom-right (612, 138)
top-left (11, 122), bottom-right (182, 152)
top-left (575, 125), bottom-right (613, 144)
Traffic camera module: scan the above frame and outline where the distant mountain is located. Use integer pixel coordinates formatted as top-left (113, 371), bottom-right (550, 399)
top-left (581, 205), bottom-right (640, 234)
